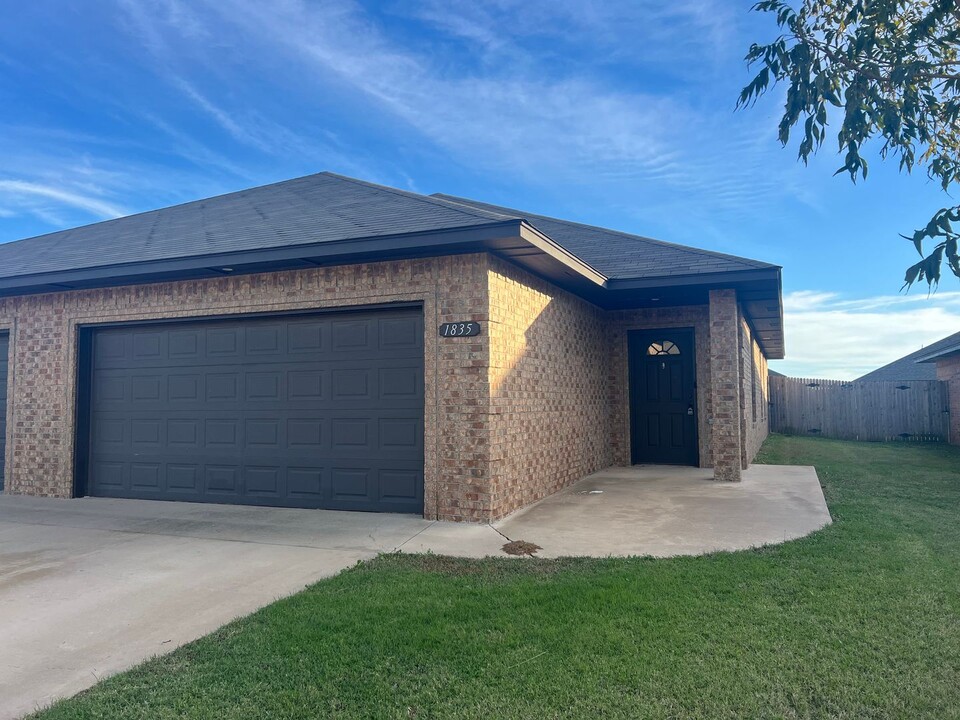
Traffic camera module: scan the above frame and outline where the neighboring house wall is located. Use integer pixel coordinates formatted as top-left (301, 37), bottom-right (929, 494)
top-left (935, 356), bottom-right (960, 445)
top-left (0, 255), bottom-right (492, 522)
top-left (740, 308), bottom-right (770, 466)
top-left (486, 257), bottom-right (611, 519)
top-left (608, 305), bottom-right (713, 468)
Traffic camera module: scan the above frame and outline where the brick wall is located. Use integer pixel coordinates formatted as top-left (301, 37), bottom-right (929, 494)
top-left (0, 255), bottom-right (492, 522)
top-left (739, 308), bottom-right (770, 466)
top-left (0, 251), bottom-right (770, 519)
top-left (709, 289), bottom-right (743, 481)
top-left (486, 257), bottom-right (611, 519)
top-left (935, 356), bottom-right (960, 444)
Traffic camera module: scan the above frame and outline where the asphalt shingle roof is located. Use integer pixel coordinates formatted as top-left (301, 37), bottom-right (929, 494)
top-left (913, 330), bottom-right (960, 363)
top-left (0, 172), bottom-right (775, 283)
top-left (432, 194), bottom-right (777, 280)
top-left (856, 330), bottom-right (960, 381)
top-left (0, 174), bottom-right (511, 280)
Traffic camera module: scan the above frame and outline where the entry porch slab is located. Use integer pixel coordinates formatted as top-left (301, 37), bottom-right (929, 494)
top-left (491, 464), bottom-right (830, 558)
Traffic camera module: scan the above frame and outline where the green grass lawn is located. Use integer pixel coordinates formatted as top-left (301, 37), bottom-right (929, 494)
top-left (35, 436), bottom-right (960, 719)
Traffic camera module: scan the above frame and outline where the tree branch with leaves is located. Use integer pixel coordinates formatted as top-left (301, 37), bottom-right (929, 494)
top-left (738, 0), bottom-right (960, 289)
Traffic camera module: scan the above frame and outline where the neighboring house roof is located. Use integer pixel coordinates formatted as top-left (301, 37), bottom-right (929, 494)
top-left (914, 330), bottom-right (960, 364)
top-left (857, 330), bottom-right (960, 381)
top-left (432, 194), bottom-right (777, 281)
top-left (0, 172), bottom-right (785, 356)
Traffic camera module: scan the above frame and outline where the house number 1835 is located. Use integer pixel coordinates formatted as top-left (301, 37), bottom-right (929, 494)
top-left (439, 322), bottom-right (481, 337)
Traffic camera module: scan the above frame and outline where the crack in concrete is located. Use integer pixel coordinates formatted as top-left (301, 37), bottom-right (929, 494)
top-left (391, 521), bottom-right (438, 552)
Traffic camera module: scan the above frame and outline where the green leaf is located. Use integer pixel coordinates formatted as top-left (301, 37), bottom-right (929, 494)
top-left (902, 260), bottom-right (923, 289)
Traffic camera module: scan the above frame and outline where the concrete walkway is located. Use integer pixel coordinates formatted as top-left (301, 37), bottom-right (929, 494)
top-left (0, 463), bottom-right (828, 718)
top-left (494, 463), bottom-right (831, 558)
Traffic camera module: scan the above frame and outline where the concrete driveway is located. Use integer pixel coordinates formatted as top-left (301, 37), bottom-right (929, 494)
top-left (0, 496), bottom-right (503, 719)
top-left (0, 462), bottom-right (828, 718)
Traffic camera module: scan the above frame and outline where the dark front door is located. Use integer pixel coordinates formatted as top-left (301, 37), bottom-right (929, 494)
top-left (0, 332), bottom-right (7, 491)
top-left (83, 307), bottom-right (425, 513)
top-left (629, 329), bottom-right (698, 465)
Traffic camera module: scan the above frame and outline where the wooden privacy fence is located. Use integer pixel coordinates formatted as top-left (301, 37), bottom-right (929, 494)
top-left (769, 376), bottom-right (950, 442)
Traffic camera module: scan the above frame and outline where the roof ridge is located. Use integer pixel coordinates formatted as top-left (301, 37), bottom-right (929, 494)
top-left (323, 173), bottom-right (518, 224)
top-left (432, 193), bottom-right (779, 270)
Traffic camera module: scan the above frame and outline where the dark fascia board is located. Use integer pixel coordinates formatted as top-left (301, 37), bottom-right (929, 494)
top-left (0, 215), bottom-right (785, 357)
top-left (916, 343), bottom-right (960, 363)
top-left (0, 219), bottom-right (611, 298)
top-left (606, 267), bottom-right (782, 291)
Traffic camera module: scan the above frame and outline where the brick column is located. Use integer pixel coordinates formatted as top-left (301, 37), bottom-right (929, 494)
top-left (935, 356), bottom-right (960, 445)
top-left (948, 377), bottom-right (960, 445)
top-left (709, 289), bottom-right (743, 481)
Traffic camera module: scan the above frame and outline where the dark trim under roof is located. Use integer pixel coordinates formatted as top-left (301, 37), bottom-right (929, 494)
top-left (915, 333), bottom-right (960, 363)
top-left (0, 172), bottom-right (785, 357)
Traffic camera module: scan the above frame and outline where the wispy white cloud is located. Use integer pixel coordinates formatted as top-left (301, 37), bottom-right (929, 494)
top-left (0, 0), bottom-right (808, 246)
top-left (406, 0), bottom-right (737, 69)
top-left (771, 290), bottom-right (960, 380)
top-left (0, 180), bottom-right (126, 220)
top-left (107, 0), bottom-right (783, 218)
top-left (0, 122), bottom-right (239, 238)
top-left (171, 78), bottom-right (274, 153)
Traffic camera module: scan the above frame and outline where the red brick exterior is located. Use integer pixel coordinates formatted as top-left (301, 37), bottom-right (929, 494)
top-left (0, 255), bottom-right (491, 521)
top-left (709, 289), bottom-right (743, 481)
top-left (487, 257), bottom-right (611, 519)
top-left (935, 356), bottom-right (960, 444)
top-left (739, 307), bottom-right (770, 467)
top-left (0, 253), bottom-right (769, 520)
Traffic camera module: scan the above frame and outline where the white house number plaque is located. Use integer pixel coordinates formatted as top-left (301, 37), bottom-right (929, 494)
top-left (439, 322), bottom-right (481, 337)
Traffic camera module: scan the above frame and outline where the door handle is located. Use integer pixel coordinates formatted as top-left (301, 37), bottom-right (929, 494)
top-left (687, 405), bottom-right (694, 416)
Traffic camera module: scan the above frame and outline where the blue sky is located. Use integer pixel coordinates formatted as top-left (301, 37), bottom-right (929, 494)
top-left (1, 0), bottom-right (958, 378)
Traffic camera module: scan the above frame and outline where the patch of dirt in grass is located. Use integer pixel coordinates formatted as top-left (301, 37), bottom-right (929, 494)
top-left (501, 540), bottom-right (542, 557)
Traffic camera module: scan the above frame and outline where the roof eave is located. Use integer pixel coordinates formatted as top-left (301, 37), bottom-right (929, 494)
top-left (0, 216), bottom-right (786, 359)
top-left (0, 220), bottom-right (527, 297)
top-left (916, 344), bottom-right (960, 363)
top-left (605, 267), bottom-right (781, 290)
top-left (605, 267), bottom-right (785, 360)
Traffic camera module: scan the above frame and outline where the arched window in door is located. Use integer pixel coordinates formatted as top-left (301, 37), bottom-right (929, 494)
top-left (646, 340), bottom-right (681, 356)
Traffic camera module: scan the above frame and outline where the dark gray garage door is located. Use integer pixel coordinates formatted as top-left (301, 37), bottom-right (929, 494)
top-left (86, 308), bottom-right (424, 512)
top-left (0, 332), bottom-right (8, 491)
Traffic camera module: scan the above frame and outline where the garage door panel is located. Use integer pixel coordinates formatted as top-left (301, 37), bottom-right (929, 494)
top-left (94, 320), bottom-right (425, 372)
top-left (131, 462), bottom-right (162, 491)
top-left (94, 366), bottom-right (423, 410)
top-left (88, 458), bottom-right (422, 511)
top-left (87, 309), bottom-right (424, 512)
top-left (379, 316), bottom-right (422, 349)
top-left (92, 461), bottom-right (126, 490)
top-left (130, 418), bottom-right (163, 448)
